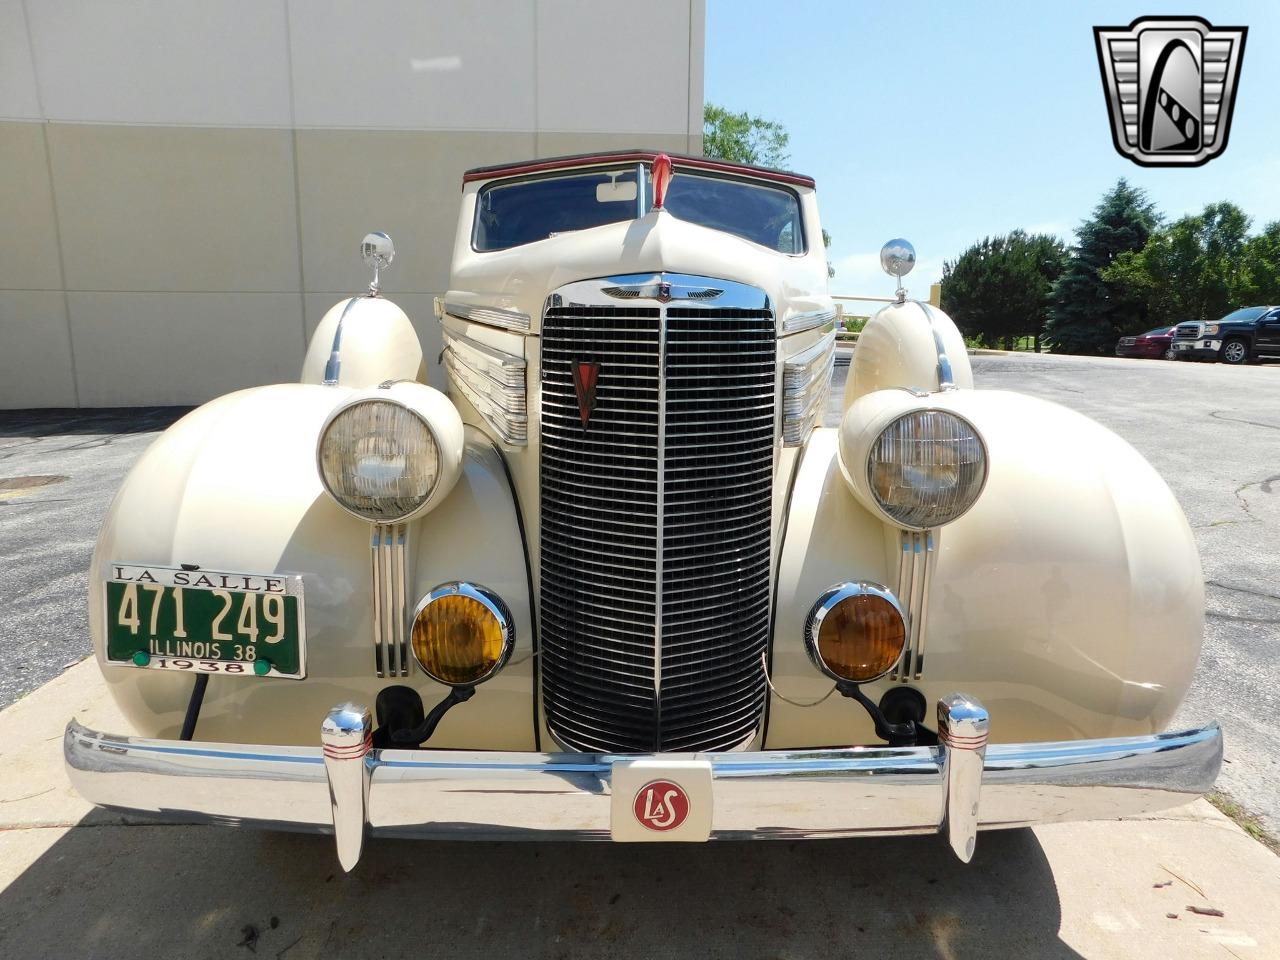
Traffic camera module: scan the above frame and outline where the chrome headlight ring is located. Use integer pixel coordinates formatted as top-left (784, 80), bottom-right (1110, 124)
top-left (864, 408), bottom-right (989, 531)
top-left (317, 395), bottom-right (444, 523)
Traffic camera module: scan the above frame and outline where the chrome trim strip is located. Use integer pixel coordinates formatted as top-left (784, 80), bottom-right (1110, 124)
top-left (915, 301), bottom-right (956, 392)
top-left (443, 300), bottom-right (532, 333)
top-left (781, 330), bottom-right (835, 446)
top-left (891, 535), bottom-right (913, 681)
top-left (65, 713), bottom-right (1223, 868)
top-left (382, 525), bottom-right (398, 676)
top-left (891, 530), bottom-right (935, 681)
top-left (441, 328), bottom-right (528, 445)
top-left (915, 530), bottom-right (936, 680)
top-left (654, 300), bottom-right (667, 702)
top-left (394, 525), bottom-right (408, 677)
top-left (323, 297), bottom-right (363, 386)
top-left (554, 273), bottom-right (771, 312)
top-left (370, 524), bottom-right (409, 678)
top-left (782, 308), bottom-right (836, 334)
top-left (370, 527), bottom-right (385, 677)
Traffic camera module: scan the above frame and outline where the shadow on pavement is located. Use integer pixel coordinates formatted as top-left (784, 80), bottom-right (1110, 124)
top-left (0, 820), bottom-right (1083, 959)
top-left (0, 407), bottom-right (191, 439)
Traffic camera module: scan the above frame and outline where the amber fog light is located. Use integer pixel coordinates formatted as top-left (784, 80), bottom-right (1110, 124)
top-left (804, 583), bottom-right (906, 683)
top-left (411, 582), bottom-right (514, 686)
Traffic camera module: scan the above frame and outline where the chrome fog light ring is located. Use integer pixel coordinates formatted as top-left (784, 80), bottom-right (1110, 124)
top-left (410, 581), bottom-right (516, 687)
top-left (804, 581), bottom-right (908, 684)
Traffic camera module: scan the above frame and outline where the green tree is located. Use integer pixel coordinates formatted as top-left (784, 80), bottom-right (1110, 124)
top-left (1103, 202), bottom-right (1252, 323)
top-left (1239, 221), bottom-right (1280, 305)
top-left (941, 231), bottom-right (1067, 349)
top-left (1044, 179), bottom-right (1160, 354)
top-left (703, 103), bottom-right (791, 168)
top-left (702, 103), bottom-right (831, 249)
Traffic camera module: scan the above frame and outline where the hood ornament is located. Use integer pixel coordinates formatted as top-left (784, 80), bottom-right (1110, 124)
top-left (572, 361), bottom-right (600, 428)
top-left (880, 239), bottom-right (916, 304)
top-left (651, 154), bottom-right (675, 210)
top-left (361, 232), bottom-right (395, 297)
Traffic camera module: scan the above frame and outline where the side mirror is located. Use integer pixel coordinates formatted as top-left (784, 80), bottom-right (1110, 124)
top-left (361, 232), bottom-right (395, 296)
top-left (880, 239), bottom-right (916, 303)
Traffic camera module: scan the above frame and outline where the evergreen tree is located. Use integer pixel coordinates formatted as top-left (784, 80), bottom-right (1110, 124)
top-left (941, 231), bottom-right (1067, 349)
top-left (1044, 179), bottom-right (1160, 354)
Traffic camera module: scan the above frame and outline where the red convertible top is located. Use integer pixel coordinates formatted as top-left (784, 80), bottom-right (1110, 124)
top-left (462, 150), bottom-right (816, 188)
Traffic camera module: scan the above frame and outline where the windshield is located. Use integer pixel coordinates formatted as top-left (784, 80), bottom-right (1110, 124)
top-left (1218, 306), bottom-right (1269, 323)
top-left (474, 166), bottom-right (805, 254)
top-left (474, 166), bottom-right (641, 252)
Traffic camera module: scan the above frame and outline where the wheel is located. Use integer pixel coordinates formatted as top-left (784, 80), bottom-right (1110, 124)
top-left (1221, 338), bottom-right (1249, 365)
top-left (1164, 347), bottom-right (1177, 361)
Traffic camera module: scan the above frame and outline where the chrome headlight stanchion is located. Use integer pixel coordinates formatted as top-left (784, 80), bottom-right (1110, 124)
top-left (321, 703), bottom-right (373, 873)
top-left (938, 693), bottom-right (990, 863)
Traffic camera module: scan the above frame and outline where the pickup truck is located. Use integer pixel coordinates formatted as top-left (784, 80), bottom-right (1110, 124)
top-left (1172, 305), bottom-right (1280, 364)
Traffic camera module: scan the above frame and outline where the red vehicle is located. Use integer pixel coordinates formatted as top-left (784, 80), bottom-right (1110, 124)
top-left (1116, 325), bottom-right (1178, 360)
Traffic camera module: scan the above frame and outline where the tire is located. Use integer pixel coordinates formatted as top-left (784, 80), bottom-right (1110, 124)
top-left (1163, 347), bottom-right (1177, 361)
top-left (1221, 338), bottom-right (1249, 365)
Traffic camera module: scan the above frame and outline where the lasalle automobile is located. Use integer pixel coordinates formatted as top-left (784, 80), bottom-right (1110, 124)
top-left (66, 151), bottom-right (1221, 870)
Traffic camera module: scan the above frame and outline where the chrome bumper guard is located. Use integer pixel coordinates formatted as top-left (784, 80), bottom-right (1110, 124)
top-left (65, 694), bottom-right (1222, 872)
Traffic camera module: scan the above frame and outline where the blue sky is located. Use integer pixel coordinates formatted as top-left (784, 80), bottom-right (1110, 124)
top-left (705, 1), bottom-right (1279, 300)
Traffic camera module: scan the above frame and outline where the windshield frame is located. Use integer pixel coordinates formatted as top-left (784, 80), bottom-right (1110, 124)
top-left (470, 163), bottom-right (808, 256)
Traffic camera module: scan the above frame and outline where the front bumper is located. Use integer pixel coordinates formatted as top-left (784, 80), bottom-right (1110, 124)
top-left (1173, 339), bottom-right (1221, 358)
top-left (65, 694), bottom-right (1222, 871)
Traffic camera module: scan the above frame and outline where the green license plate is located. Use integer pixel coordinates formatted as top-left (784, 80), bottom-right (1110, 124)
top-left (105, 564), bottom-right (306, 679)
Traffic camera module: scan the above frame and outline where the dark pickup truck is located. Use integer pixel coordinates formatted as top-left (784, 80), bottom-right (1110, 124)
top-left (1172, 306), bottom-right (1280, 364)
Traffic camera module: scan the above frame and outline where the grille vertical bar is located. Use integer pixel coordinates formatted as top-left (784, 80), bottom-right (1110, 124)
top-left (539, 286), bottom-right (776, 754)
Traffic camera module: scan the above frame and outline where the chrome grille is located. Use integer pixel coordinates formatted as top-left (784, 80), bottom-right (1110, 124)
top-left (1175, 323), bottom-right (1201, 339)
top-left (539, 285), bottom-right (776, 753)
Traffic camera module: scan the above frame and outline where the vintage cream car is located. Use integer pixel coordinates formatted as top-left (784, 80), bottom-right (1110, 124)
top-left (66, 151), bottom-right (1220, 870)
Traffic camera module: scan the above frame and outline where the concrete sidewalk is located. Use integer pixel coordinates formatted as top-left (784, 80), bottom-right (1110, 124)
top-left (1, 664), bottom-right (1276, 959)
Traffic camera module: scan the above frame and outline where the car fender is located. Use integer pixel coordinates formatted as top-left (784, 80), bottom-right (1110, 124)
top-left (91, 383), bottom-right (535, 748)
top-left (767, 391), bottom-right (1203, 747)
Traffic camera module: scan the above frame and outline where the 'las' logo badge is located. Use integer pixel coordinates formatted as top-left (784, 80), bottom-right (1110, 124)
top-left (633, 779), bottom-right (690, 832)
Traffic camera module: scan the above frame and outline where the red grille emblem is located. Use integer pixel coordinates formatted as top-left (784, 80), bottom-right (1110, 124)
top-left (572, 361), bottom-right (600, 427)
top-left (633, 779), bottom-right (690, 832)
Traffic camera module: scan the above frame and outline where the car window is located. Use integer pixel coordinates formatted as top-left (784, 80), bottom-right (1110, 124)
top-left (474, 165), bottom-right (805, 255)
top-left (1218, 306), bottom-right (1269, 323)
top-left (649, 171), bottom-right (805, 254)
top-left (474, 167), bottom-right (641, 252)
top-left (1145, 327), bottom-right (1174, 335)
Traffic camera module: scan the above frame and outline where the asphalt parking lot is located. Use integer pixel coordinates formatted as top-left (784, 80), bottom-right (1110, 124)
top-left (0, 351), bottom-right (1278, 958)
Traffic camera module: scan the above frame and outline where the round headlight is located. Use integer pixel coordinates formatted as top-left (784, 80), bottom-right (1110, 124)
top-left (805, 582), bottom-right (906, 683)
top-left (318, 398), bottom-right (441, 521)
top-left (866, 410), bottom-right (987, 529)
top-left (411, 582), bottom-right (514, 686)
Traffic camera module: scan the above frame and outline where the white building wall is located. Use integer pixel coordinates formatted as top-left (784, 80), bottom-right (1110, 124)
top-left (0, 0), bottom-right (705, 408)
